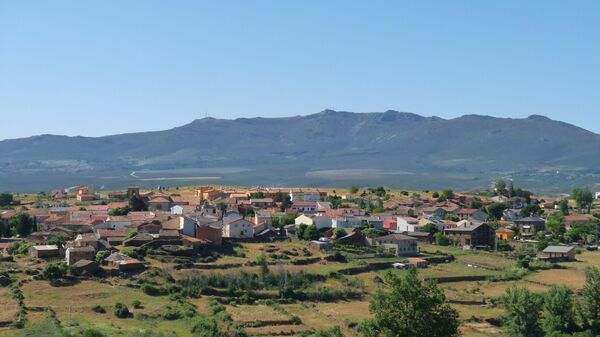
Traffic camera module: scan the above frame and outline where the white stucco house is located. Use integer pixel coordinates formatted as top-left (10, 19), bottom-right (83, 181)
top-left (294, 214), bottom-right (332, 229)
top-left (222, 218), bottom-right (254, 238)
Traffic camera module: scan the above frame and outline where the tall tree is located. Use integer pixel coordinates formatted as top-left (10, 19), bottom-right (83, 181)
top-left (9, 213), bottom-right (33, 237)
top-left (508, 182), bottom-right (516, 198)
top-left (495, 180), bottom-right (507, 196)
top-left (128, 194), bottom-right (148, 212)
top-left (0, 193), bottom-right (13, 206)
top-left (573, 188), bottom-right (594, 214)
top-left (361, 269), bottom-right (459, 337)
top-left (502, 286), bottom-right (543, 337)
top-left (520, 204), bottom-right (543, 217)
top-left (559, 199), bottom-right (570, 216)
top-left (546, 216), bottom-right (565, 241)
top-left (486, 202), bottom-right (508, 220)
top-left (541, 285), bottom-right (575, 335)
top-left (302, 224), bottom-right (319, 241)
top-left (583, 267), bottom-right (600, 333)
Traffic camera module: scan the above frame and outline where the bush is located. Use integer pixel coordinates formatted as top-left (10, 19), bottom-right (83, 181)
top-left (324, 251), bottom-right (347, 262)
top-left (434, 232), bottom-right (450, 246)
top-left (163, 308), bottom-right (182, 320)
top-left (83, 328), bottom-right (105, 337)
top-left (120, 247), bottom-right (145, 260)
top-left (488, 267), bottom-right (529, 281)
top-left (132, 300), bottom-right (142, 309)
top-left (95, 250), bottom-right (110, 264)
top-left (8, 241), bottom-right (34, 255)
top-left (42, 263), bottom-right (68, 281)
top-left (162, 302), bottom-right (197, 320)
top-left (290, 315), bottom-right (302, 325)
top-left (91, 305), bottom-right (106, 313)
top-left (113, 302), bottom-right (130, 318)
top-left (141, 284), bottom-right (164, 296)
top-left (190, 315), bottom-right (225, 337)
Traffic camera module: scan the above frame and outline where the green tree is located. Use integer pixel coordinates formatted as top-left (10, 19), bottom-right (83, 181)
top-left (303, 224), bottom-right (319, 241)
top-left (573, 188), bottom-right (594, 214)
top-left (129, 195), bottom-right (148, 212)
top-left (109, 206), bottom-right (131, 216)
top-left (333, 228), bottom-right (346, 239)
top-left (296, 224), bottom-right (307, 239)
top-left (520, 204), bottom-right (543, 217)
top-left (486, 202), bottom-right (508, 220)
top-left (436, 189), bottom-right (453, 202)
top-left (434, 232), bottom-right (450, 246)
top-left (568, 222), bottom-right (596, 243)
top-left (256, 254), bottom-right (269, 283)
top-left (374, 186), bottom-right (386, 197)
top-left (250, 192), bottom-right (265, 199)
top-left (0, 220), bottom-right (8, 238)
top-left (279, 195), bottom-right (292, 211)
top-left (47, 236), bottom-right (66, 246)
top-left (501, 286), bottom-right (543, 337)
top-left (444, 214), bottom-right (460, 222)
top-left (0, 193), bottom-right (13, 206)
top-left (361, 269), bottom-right (459, 337)
top-left (9, 213), bottom-right (33, 237)
top-left (560, 200), bottom-right (570, 216)
top-left (541, 285), bottom-right (575, 335)
top-left (467, 199), bottom-right (484, 209)
top-left (495, 180), bottom-right (507, 196)
top-left (546, 216), bottom-right (565, 241)
top-left (43, 263), bottom-right (68, 280)
top-left (583, 267), bottom-right (600, 333)
top-left (349, 185), bottom-right (359, 194)
top-left (422, 223), bottom-right (439, 235)
top-left (96, 250), bottom-right (110, 263)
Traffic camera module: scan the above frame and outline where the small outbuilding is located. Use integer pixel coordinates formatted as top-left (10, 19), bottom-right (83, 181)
top-left (309, 240), bottom-right (333, 252)
top-left (70, 259), bottom-right (100, 275)
top-left (28, 245), bottom-right (60, 259)
top-left (66, 246), bottom-right (96, 265)
top-left (540, 246), bottom-right (576, 261)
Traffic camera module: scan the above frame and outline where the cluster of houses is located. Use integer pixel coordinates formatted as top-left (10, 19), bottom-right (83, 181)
top-left (3, 185), bottom-right (595, 269)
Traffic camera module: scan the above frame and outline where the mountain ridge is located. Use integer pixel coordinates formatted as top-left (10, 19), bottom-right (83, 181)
top-left (1, 110), bottom-right (599, 193)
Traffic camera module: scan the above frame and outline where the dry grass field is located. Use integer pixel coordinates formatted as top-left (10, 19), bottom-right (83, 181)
top-left (1, 237), bottom-right (600, 336)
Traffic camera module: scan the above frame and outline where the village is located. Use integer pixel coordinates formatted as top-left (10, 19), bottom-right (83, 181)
top-left (0, 182), bottom-right (600, 337)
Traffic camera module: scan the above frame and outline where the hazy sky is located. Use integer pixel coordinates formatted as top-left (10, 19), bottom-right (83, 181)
top-left (1, 1), bottom-right (600, 140)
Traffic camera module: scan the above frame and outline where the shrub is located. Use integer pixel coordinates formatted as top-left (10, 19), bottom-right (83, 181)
top-left (8, 241), bottom-right (33, 255)
top-left (290, 315), bottom-right (302, 325)
top-left (207, 299), bottom-right (227, 315)
top-left (95, 250), bottom-right (110, 264)
top-left (91, 305), bottom-right (106, 313)
top-left (141, 284), bottom-right (164, 296)
top-left (42, 263), bottom-right (68, 281)
top-left (163, 308), bottom-right (182, 320)
top-left (132, 300), bottom-right (142, 309)
top-left (83, 328), bottom-right (105, 337)
top-left (120, 247), bottom-right (145, 260)
top-left (324, 251), bottom-right (347, 262)
top-left (434, 232), bottom-right (450, 246)
top-left (190, 315), bottom-right (225, 337)
top-left (113, 302), bottom-right (130, 318)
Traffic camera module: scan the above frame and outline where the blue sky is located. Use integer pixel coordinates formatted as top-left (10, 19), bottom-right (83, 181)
top-left (1, 1), bottom-right (600, 140)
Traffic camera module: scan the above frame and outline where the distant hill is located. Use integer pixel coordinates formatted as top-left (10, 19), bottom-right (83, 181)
top-left (2, 110), bottom-right (600, 193)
